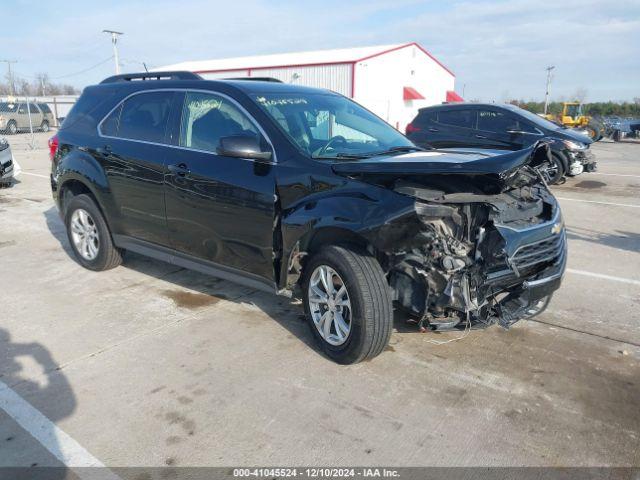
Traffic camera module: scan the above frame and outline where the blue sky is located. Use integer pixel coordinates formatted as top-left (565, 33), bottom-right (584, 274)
top-left (4, 0), bottom-right (639, 101)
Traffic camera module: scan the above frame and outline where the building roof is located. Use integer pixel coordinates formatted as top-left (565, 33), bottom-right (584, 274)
top-left (158, 42), bottom-right (454, 76)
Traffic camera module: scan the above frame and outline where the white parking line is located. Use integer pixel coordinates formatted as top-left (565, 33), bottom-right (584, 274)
top-left (567, 268), bottom-right (640, 287)
top-left (556, 197), bottom-right (640, 209)
top-left (590, 172), bottom-right (640, 179)
top-left (0, 379), bottom-right (119, 479)
top-left (20, 171), bottom-right (49, 179)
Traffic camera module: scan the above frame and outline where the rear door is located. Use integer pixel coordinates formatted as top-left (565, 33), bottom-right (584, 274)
top-left (431, 108), bottom-right (476, 148)
top-left (406, 109), bottom-right (439, 148)
top-left (474, 108), bottom-right (526, 150)
top-left (97, 90), bottom-right (175, 245)
top-left (163, 90), bottom-right (276, 284)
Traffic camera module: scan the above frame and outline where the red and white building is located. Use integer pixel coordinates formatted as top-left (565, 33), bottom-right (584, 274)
top-left (160, 42), bottom-right (461, 131)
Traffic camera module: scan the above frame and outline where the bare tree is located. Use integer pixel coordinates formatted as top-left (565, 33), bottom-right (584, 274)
top-left (34, 73), bottom-right (50, 96)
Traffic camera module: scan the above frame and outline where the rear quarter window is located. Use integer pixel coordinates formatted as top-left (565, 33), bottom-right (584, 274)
top-left (60, 87), bottom-right (118, 131)
top-left (38, 103), bottom-right (52, 114)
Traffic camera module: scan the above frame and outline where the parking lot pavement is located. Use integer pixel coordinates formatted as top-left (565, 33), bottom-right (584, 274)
top-left (1, 133), bottom-right (638, 468)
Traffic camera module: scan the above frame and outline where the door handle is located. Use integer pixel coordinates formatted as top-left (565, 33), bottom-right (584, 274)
top-left (428, 128), bottom-right (439, 132)
top-left (168, 163), bottom-right (190, 176)
top-left (475, 134), bottom-right (487, 139)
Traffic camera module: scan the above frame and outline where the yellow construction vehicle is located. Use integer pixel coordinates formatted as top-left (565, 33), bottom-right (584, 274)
top-left (543, 102), bottom-right (604, 141)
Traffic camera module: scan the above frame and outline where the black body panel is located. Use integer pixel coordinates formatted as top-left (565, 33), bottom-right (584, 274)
top-left (51, 75), bottom-right (567, 327)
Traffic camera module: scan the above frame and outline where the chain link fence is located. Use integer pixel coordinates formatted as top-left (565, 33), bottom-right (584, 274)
top-left (0, 95), bottom-right (78, 148)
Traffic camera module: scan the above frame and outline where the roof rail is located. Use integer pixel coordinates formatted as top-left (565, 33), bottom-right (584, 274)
top-left (100, 71), bottom-right (203, 84)
top-left (223, 77), bottom-right (283, 83)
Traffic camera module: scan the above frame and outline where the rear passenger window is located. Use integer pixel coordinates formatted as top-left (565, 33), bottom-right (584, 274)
top-left (116, 92), bottom-right (173, 143)
top-left (415, 110), bottom-right (436, 125)
top-left (28, 103), bottom-right (40, 114)
top-left (38, 104), bottom-right (52, 114)
top-left (438, 109), bottom-right (474, 128)
top-left (478, 110), bottom-right (518, 132)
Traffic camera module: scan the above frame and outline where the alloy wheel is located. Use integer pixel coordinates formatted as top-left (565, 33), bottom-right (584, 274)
top-left (308, 265), bottom-right (352, 346)
top-left (70, 208), bottom-right (100, 260)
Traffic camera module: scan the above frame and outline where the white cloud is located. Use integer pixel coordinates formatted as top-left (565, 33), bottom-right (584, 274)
top-left (2, 0), bottom-right (638, 101)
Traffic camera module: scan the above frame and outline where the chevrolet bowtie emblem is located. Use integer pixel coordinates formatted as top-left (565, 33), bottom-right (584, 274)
top-left (551, 222), bottom-right (563, 235)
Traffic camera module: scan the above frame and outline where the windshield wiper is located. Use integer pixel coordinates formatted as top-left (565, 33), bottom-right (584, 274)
top-left (363, 145), bottom-right (428, 157)
top-left (315, 146), bottom-right (427, 161)
top-left (314, 153), bottom-right (368, 160)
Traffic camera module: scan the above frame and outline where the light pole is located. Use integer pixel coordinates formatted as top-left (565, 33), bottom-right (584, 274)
top-left (103, 30), bottom-right (124, 74)
top-left (1, 60), bottom-right (17, 96)
top-left (544, 66), bottom-right (555, 115)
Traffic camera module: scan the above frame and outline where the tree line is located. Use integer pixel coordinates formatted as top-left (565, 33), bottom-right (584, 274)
top-left (508, 99), bottom-right (640, 118)
top-left (1, 73), bottom-right (79, 96)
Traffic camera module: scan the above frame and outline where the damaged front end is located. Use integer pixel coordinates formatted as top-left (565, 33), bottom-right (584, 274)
top-left (334, 144), bottom-right (567, 331)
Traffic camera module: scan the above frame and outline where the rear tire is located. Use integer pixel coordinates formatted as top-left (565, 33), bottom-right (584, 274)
top-left (64, 194), bottom-right (122, 271)
top-left (41, 120), bottom-right (49, 132)
top-left (302, 245), bottom-right (393, 364)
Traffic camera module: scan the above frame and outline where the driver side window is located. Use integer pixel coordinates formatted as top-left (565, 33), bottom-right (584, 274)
top-left (179, 92), bottom-right (261, 154)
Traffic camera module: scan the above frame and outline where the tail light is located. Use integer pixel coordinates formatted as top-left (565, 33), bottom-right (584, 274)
top-left (405, 123), bottom-right (421, 134)
top-left (48, 135), bottom-right (59, 161)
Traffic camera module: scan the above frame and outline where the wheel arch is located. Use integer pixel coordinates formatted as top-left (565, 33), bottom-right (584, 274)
top-left (280, 225), bottom-right (378, 292)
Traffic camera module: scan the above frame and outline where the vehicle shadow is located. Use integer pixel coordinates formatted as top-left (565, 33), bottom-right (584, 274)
top-left (0, 327), bottom-right (76, 477)
top-left (43, 207), bottom-right (417, 360)
top-left (566, 225), bottom-right (640, 254)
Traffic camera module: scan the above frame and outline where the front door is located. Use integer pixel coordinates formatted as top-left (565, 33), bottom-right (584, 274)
top-left (164, 91), bottom-right (276, 283)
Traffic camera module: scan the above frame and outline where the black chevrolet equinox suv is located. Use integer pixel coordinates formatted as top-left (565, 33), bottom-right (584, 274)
top-left (51, 72), bottom-right (567, 364)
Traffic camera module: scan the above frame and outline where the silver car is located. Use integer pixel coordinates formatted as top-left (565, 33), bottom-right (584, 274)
top-left (0, 101), bottom-right (54, 134)
top-left (0, 137), bottom-right (16, 185)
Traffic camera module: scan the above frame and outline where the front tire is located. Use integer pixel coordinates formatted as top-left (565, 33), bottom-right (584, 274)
top-left (545, 154), bottom-right (565, 185)
top-left (302, 245), bottom-right (392, 364)
top-left (6, 121), bottom-right (17, 135)
top-left (64, 194), bottom-right (122, 271)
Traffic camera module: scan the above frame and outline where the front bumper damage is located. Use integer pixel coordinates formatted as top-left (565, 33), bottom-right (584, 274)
top-left (385, 178), bottom-right (567, 331)
top-left (568, 149), bottom-right (597, 175)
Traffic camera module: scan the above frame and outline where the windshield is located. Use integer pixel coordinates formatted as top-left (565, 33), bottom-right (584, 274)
top-left (253, 92), bottom-right (415, 159)
top-left (513, 106), bottom-right (563, 131)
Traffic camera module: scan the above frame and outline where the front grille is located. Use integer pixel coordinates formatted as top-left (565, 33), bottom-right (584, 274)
top-left (510, 233), bottom-right (564, 272)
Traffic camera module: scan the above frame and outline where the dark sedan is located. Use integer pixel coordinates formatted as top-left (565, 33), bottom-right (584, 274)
top-left (406, 103), bottom-right (597, 184)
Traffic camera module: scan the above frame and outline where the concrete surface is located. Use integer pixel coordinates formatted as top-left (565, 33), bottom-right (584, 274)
top-left (0, 132), bottom-right (638, 468)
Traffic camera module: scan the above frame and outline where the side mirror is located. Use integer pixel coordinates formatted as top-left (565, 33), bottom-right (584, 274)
top-left (217, 135), bottom-right (272, 161)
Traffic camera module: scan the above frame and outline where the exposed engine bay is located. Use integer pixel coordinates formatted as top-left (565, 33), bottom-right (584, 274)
top-left (383, 163), bottom-right (565, 331)
top-left (285, 143), bottom-right (567, 332)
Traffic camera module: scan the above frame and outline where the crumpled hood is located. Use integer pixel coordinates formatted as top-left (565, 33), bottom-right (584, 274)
top-left (331, 144), bottom-right (539, 177)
